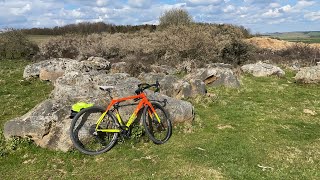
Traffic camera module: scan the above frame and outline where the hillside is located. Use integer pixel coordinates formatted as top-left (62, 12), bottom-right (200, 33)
top-left (264, 31), bottom-right (320, 43)
top-left (246, 37), bottom-right (320, 50)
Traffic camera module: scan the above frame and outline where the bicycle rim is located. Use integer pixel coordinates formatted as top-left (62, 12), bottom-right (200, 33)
top-left (143, 102), bottom-right (172, 144)
top-left (70, 106), bottom-right (119, 155)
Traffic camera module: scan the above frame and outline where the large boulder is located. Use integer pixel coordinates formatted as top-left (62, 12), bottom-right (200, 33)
top-left (4, 61), bottom-right (194, 152)
top-left (295, 65), bottom-right (320, 84)
top-left (23, 58), bottom-right (75, 79)
top-left (23, 57), bottom-right (111, 81)
top-left (174, 79), bottom-right (206, 99)
top-left (139, 73), bottom-right (206, 99)
top-left (150, 65), bottom-right (178, 75)
top-left (3, 99), bottom-right (72, 151)
top-left (110, 62), bottom-right (127, 74)
top-left (241, 62), bottom-right (285, 77)
top-left (184, 64), bottom-right (240, 88)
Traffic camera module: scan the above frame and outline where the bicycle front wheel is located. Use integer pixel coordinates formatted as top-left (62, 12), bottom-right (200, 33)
top-left (70, 106), bottom-right (119, 155)
top-left (143, 102), bottom-right (172, 144)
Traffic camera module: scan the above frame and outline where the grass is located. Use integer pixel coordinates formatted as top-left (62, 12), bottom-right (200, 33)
top-left (27, 35), bottom-right (55, 44)
top-left (0, 60), bottom-right (53, 127)
top-left (1, 60), bottom-right (320, 179)
top-left (266, 31), bottom-right (320, 43)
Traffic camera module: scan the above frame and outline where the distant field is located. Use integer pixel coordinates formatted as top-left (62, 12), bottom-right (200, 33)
top-left (264, 31), bottom-right (320, 44)
top-left (27, 35), bottom-right (55, 45)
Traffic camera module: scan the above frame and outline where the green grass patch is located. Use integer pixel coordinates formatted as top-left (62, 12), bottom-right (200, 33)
top-left (0, 59), bottom-right (53, 127)
top-left (266, 31), bottom-right (320, 43)
top-left (1, 60), bottom-right (320, 179)
top-left (27, 35), bottom-right (56, 45)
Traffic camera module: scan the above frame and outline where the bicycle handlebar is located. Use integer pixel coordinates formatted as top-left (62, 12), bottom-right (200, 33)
top-left (135, 81), bottom-right (160, 95)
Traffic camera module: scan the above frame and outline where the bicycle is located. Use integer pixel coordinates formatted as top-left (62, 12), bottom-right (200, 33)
top-left (69, 81), bottom-right (172, 155)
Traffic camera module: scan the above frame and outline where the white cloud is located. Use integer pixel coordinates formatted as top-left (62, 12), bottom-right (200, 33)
top-left (96, 0), bottom-right (109, 7)
top-left (296, 0), bottom-right (316, 9)
top-left (0, 0), bottom-right (319, 32)
top-left (262, 9), bottom-right (281, 18)
top-left (305, 11), bottom-right (320, 21)
top-left (128, 0), bottom-right (152, 8)
top-left (280, 5), bottom-right (293, 13)
top-left (184, 0), bottom-right (224, 6)
top-left (223, 5), bottom-right (235, 13)
top-left (269, 3), bottom-right (280, 8)
top-left (10, 3), bottom-right (32, 15)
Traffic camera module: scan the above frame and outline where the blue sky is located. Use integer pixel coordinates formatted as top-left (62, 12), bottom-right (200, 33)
top-left (0, 0), bottom-right (319, 33)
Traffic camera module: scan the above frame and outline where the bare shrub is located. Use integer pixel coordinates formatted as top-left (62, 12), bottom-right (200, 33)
top-left (38, 24), bottom-right (250, 69)
top-left (277, 44), bottom-right (319, 65)
top-left (0, 30), bottom-right (39, 60)
top-left (248, 43), bottom-right (320, 67)
top-left (158, 9), bottom-right (193, 29)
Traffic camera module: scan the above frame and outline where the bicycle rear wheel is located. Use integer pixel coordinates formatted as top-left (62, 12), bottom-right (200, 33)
top-left (143, 102), bottom-right (172, 144)
top-left (70, 106), bottom-right (119, 155)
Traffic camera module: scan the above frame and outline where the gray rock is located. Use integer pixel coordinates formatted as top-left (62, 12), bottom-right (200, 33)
top-left (23, 57), bottom-right (110, 81)
top-left (174, 79), bottom-right (206, 99)
top-left (184, 67), bottom-right (240, 88)
top-left (295, 65), bottom-right (320, 84)
top-left (85, 56), bottom-right (111, 71)
top-left (3, 99), bottom-right (72, 151)
top-left (241, 62), bottom-right (285, 77)
top-left (139, 73), bottom-right (206, 99)
top-left (150, 65), bottom-right (178, 75)
top-left (5, 65), bottom-right (194, 152)
top-left (159, 75), bottom-right (179, 97)
top-left (138, 72), bottom-right (166, 84)
top-left (23, 58), bottom-right (74, 79)
top-left (110, 62), bottom-right (127, 74)
top-left (39, 69), bottom-right (64, 82)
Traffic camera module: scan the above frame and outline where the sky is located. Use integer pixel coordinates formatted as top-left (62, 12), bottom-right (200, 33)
top-left (0, 0), bottom-right (319, 33)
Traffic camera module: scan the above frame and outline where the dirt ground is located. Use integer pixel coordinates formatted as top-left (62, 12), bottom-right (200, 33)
top-left (246, 37), bottom-right (320, 50)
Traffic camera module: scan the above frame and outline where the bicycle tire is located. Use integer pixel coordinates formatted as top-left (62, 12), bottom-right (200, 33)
top-left (69, 106), bottom-right (119, 155)
top-left (142, 102), bottom-right (172, 144)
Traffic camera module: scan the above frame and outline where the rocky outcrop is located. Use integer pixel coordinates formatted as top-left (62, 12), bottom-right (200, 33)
top-left (23, 57), bottom-right (111, 81)
top-left (150, 65), bottom-right (178, 75)
top-left (4, 59), bottom-right (194, 152)
top-left (110, 62), bottom-right (127, 74)
top-left (139, 73), bottom-right (207, 99)
top-left (184, 64), bottom-right (240, 88)
top-left (295, 65), bottom-right (320, 84)
top-left (173, 79), bottom-right (206, 99)
top-left (241, 62), bottom-right (285, 77)
top-left (23, 58), bottom-right (74, 79)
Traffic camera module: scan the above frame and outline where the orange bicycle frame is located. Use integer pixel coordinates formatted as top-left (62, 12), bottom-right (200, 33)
top-left (95, 92), bottom-right (161, 133)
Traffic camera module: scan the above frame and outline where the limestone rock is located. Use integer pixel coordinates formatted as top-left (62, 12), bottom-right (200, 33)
top-left (110, 62), bottom-right (127, 73)
top-left (185, 66), bottom-right (240, 88)
top-left (5, 65), bottom-right (194, 151)
top-left (39, 69), bottom-right (64, 82)
top-left (241, 62), bottom-right (285, 77)
top-left (23, 58), bottom-right (74, 79)
top-left (295, 65), bottom-right (320, 84)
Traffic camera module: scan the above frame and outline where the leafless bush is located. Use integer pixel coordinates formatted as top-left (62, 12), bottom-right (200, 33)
top-left (0, 30), bottom-right (39, 60)
top-left (248, 43), bottom-right (320, 66)
top-left (38, 24), bottom-right (250, 68)
top-left (158, 9), bottom-right (193, 29)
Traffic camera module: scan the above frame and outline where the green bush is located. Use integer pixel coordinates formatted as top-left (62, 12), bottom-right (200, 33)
top-left (158, 8), bottom-right (193, 29)
top-left (0, 30), bottom-right (39, 60)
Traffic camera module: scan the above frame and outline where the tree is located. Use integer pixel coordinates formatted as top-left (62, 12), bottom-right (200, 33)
top-left (159, 8), bottom-right (193, 29)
